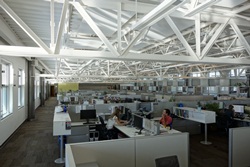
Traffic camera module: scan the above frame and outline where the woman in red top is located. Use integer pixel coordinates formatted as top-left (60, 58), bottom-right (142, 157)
top-left (160, 109), bottom-right (173, 128)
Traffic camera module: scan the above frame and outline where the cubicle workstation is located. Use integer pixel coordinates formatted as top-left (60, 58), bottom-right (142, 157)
top-left (114, 113), bottom-right (181, 139)
top-left (173, 107), bottom-right (216, 145)
top-left (65, 133), bottom-right (189, 167)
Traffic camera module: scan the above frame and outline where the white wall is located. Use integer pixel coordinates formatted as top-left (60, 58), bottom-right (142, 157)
top-left (0, 56), bottom-right (28, 146)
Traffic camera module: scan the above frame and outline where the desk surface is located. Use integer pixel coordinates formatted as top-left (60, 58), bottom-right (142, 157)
top-left (234, 117), bottom-right (250, 123)
top-left (71, 121), bottom-right (103, 126)
top-left (115, 125), bottom-right (180, 138)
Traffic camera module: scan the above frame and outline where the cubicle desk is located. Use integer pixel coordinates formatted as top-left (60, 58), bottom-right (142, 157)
top-left (70, 122), bottom-right (100, 142)
top-left (233, 116), bottom-right (250, 127)
top-left (173, 106), bottom-right (216, 145)
top-left (115, 125), bottom-right (180, 138)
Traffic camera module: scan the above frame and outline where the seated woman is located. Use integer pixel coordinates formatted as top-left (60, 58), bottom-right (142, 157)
top-left (160, 109), bottom-right (173, 128)
top-left (106, 108), bottom-right (128, 139)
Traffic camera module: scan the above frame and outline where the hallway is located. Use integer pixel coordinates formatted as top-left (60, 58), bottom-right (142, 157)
top-left (0, 97), bottom-right (63, 167)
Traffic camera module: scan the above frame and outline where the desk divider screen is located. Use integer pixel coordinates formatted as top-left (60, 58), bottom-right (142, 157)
top-left (66, 133), bottom-right (189, 167)
top-left (229, 127), bottom-right (250, 167)
top-left (68, 138), bottom-right (135, 167)
top-left (135, 133), bottom-right (189, 167)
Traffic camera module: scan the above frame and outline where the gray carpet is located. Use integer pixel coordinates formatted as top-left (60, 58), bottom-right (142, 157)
top-left (0, 97), bottom-right (64, 167)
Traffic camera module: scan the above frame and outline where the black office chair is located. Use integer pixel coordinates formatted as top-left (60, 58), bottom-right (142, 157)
top-left (98, 116), bottom-right (116, 140)
top-left (155, 155), bottom-right (180, 167)
top-left (216, 113), bottom-right (234, 134)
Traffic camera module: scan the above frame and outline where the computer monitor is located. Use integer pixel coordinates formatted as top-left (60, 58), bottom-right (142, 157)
top-left (244, 106), bottom-right (250, 115)
top-left (233, 105), bottom-right (244, 113)
top-left (139, 102), bottom-right (151, 112)
top-left (133, 114), bottom-right (143, 134)
top-left (80, 109), bottom-right (97, 124)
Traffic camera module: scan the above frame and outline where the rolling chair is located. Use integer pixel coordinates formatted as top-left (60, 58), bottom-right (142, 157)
top-left (216, 112), bottom-right (234, 134)
top-left (98, 116), bottom-right (116, 140)
top-left (155, 155), bottom-right (180, 167)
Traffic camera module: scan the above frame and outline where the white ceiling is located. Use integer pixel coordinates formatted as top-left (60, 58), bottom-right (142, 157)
top-left (0, 0), bottom-right (250, 83)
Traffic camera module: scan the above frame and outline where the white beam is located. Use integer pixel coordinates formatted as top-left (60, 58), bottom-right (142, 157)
top-left (0, 0), bottom-right (52, 54)
top-left (131, 0), bottom-right (177, 30)
top-left (201, 19), bottom-right (229, 59)
top-left (54, 0), bottom-right (69, 54)
top-left (50, 0), bottom-right (55, 48)
top-left (81, 0), bottom-right (156, 14)
top-left (37, 59), bottom-right (53, 74)
top-left (1, 46), bottom-right (250, 65)
top-left (72, 2), bottom-right (119, 57)
top-left (121, 29), bottom-right (147, 56)
top-left (195, 14), bottom-right (201, 57)
top-left (165, 15), bottom-right (199, 60)
top-left (185, 0), bottom-right (221, 17)
top-left (233, 3), bottom-right (250, 14)
top-left (117, 3), bottom-right (122, 53)
top-left (230, 20), bottom-right (250, 56)
top-left (0, 15), bottom-right (24, 46)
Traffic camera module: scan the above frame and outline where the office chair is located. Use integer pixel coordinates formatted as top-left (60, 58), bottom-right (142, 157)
top-left (155, 155), bottom-right (180, 167)
top-left (98, 116), bottom-right (115, 140)
top-left (216, 113), bottom-right (234, 134)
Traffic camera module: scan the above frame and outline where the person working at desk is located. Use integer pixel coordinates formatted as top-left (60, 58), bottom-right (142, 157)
top-left (225, 105), bottom-right (235, 118)
top-left (106, 108), bottom-right (128, 139)
top-left (160, 109), bottom-right (173, 128)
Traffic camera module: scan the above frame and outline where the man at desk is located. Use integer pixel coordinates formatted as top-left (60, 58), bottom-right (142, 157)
top-left (106, 108), bottom-right (128, 139)
top-left (160, 109), bottom-right (173, 128)
top-left (224, 105), bottom-right (235, 118)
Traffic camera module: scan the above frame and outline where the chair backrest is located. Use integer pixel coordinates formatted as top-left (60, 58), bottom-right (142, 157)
top-left (99, 116), bottom-right (105, 126)
top-left (155, 155), bottom-right (179, 167)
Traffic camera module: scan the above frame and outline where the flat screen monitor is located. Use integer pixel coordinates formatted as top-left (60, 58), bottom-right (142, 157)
top-left (233, 105), bottom-right (244, 113)
top-left (244, 106), bottom-right (250, 115)
top-left (133, 114), bottom-right (143, 134)
top-left (139, 102), bottom-right (151, 112)
top-left (80, 109), bottom-right (97, 124)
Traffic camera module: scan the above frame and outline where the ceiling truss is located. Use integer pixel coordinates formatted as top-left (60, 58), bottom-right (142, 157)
top-left (0, 0), bottom-right (250, 83)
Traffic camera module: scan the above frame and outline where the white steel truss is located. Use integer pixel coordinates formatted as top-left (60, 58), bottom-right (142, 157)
top-left (0, 0), bottom-right (250, 83)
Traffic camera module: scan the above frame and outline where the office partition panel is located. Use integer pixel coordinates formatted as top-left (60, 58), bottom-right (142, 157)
top-left (69, 138), bottom-right (135, 167)
top-left (229, 127), bottom-right (250, 167)
top-left (135, 133), bottom-right (189, 167)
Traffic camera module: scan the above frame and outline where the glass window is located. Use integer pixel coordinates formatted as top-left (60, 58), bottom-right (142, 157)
top-left (230, 69), bottom-right (246, 77)
top-left (18, 69), bottom-right (25, 108)
top-left (192, 73), bottom-right (201, 77)
top-left (0, 61), bottom-right (12, 119)
top-left (209, 71), bottom-right (220, 77)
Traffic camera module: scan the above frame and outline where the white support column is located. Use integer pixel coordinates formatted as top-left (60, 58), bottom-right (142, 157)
top-left (72, 2), bottom-right (120, 57)
top-left (165, 15), bottom-right (199, 60)
top-left (0, 0), bottom-right (52, 54)
top-left (201, 19), bottom-right (230, 59)
top-left (54, 0), bottom-right (69, 54)
top-left (230, 20), bottom-right (250, 56)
